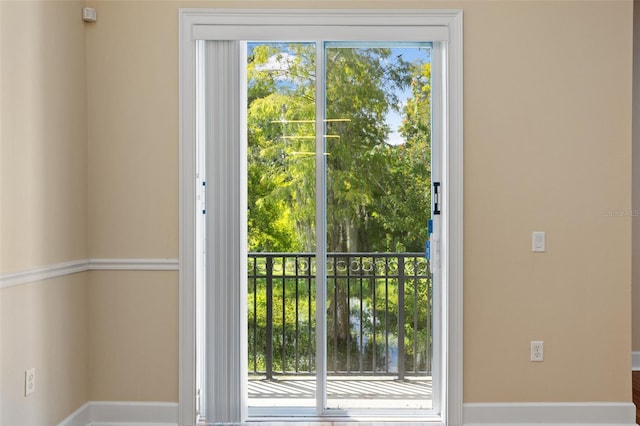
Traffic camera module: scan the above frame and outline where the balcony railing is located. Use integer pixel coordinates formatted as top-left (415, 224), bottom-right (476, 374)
top-left (248, 252), bottom-right (432, 380)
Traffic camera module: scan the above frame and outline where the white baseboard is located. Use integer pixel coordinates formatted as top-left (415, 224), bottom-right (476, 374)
top-left (464, 402), bottom-right (637, 425)
top-left (632, 351), bottom-right (640, 371)
top-left (58, 401), bottom-right (178, 426)
top-left (58, 402), bottom-right (91, 426)
top-left (60, 401), bottom-right (635, 426)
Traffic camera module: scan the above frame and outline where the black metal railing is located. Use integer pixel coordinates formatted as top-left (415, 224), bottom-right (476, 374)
top-left (247, 253), bottom-right (432, 379)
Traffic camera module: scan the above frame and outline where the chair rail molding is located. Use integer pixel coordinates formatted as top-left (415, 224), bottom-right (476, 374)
top-left (0, 259), bottom-right (89, 289)
top-left (89, 258), bottom-right (179, 271)
top-left (0, 258), bottom-right (179, 289)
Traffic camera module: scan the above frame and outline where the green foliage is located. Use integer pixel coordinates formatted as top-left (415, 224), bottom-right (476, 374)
top-left (247, 43), bottom-right (432, 253)
top-left (248, 278), bottom-right (316, 372)
top-left (247, 44), bottom-right (317, 252)
top-left (246, 43), bottom-right (434, 375)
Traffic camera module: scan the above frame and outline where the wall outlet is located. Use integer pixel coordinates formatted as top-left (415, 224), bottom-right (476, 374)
top-left (530, 341), bottom-right (544, 362)
top-left (25, 368), bottom-right (35, 396)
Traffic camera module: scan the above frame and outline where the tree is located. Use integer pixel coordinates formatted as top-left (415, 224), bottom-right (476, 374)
top-left (248, 44), bottom-right (432, 253)
top-left (377, 61), bottom-right (433, 253)
top-left (246, 42), bottom-right (432, 372)
top-left (247, 43), bottom-right (317, 253)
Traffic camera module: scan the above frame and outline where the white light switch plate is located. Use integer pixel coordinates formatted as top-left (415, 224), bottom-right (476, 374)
top-left (532, 231), bottom-right (545, 252)
top-left (82, 7), bottom-right (97, 23)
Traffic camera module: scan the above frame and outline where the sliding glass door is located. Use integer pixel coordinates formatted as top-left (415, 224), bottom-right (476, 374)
top-left (189, 13), bottom-right (459, 421)
top-left (323, 43), bottom-right (433, 411)
top-left (242, 40), bottom-right (436, 415)
top-left (246, 42), bottom-right (318, 410)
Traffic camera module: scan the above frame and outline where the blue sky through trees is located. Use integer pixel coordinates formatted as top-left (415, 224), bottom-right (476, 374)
top-left (248, 42), bottom-right (431, 147)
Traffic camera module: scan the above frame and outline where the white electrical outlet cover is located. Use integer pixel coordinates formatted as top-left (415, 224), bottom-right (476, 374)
top-left (25, 368), bottom-right (35, 396)
top-left (530, 341), bottom-right (544, 362)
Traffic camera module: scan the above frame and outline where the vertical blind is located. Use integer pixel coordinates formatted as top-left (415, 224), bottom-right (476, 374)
top-left (202, 40), bottom-right (247, 423)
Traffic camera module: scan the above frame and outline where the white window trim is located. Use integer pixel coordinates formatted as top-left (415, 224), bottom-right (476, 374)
top-left (179, 9), bottom-right (463, 426)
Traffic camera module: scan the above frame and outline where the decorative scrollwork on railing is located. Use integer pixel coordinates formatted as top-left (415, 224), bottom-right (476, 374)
top-left (248, 253), bottom-right (429, 279)
top-left (404, 257), bottom-right (429, 276)
top-left (297, 257), bottom-right (311, 273)
top-left (361, 257), bottom-right (374, 273)
top-left (326, 257), bottom-right (334, 273)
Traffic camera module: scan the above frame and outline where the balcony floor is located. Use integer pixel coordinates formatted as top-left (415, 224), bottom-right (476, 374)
top-left (248, 376), bottom-right (433, 409)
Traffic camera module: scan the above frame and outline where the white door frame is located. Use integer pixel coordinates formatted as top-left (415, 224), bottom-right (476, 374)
top-left (178, 9), bottom-right (463, 426)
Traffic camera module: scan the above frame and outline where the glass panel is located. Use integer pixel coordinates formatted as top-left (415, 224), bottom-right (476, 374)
top-left (246, 42), bottom-right (317, 409)
top-left (324, 43), bottom-right (433, 411)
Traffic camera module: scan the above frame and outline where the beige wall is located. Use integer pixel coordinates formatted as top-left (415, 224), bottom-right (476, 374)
top-left (88, 271), bottom-right (178, 401)
top-left (86, 1), bottom-right (178, 260)
top-left (0, 0), bottom-right (88, 274)
top-left (0, 275), bottom-right (89, 425)
top-left (85, 0), bottom-right (633, 403)
top-left (462, 0), bottom-right (632, 402)
top-left (633, 0), bottom-right (640, 353)
top-left (0, 1), bottom-right (90, 424)
top-left (0, 0), bottom-right (635, 423)
top-left (85, 0), bottom-right (181, 403)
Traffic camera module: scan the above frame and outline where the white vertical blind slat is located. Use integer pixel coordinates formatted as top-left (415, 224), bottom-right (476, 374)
top-left (204, 40), bottom-right (244, 423)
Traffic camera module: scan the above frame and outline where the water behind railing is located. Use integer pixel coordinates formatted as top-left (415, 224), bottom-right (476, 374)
top-left (247, 252), bottom-right (432, 379)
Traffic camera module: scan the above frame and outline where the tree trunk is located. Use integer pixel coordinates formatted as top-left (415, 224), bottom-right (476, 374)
top-left (327, 219), bottom-right (358, 363)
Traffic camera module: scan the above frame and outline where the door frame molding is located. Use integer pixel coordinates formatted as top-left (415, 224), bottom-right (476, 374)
top-left (178, 8), bottom-right (463, 426)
